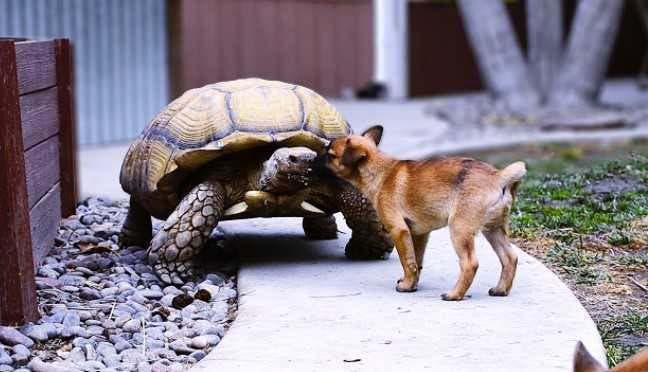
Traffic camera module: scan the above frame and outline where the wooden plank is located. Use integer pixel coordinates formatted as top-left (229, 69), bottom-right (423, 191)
top-left (20, 86), bottom-right (59, 150)
top-left (55, 39), bottom-right (78, 217)
top-left (29, 183), bottom-right (62, 267)
top-left (15, 40), bottom-right (57, 95)
top-left (24, 136), bottom-right (60, 209)
top-left (0, 40), bottom-right (38, 325)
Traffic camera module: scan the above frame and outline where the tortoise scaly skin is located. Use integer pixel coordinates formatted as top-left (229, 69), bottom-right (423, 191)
top-left (119, 78), bottom-right (393, 285)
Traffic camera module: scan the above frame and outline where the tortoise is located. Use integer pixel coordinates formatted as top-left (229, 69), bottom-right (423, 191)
top-left (119, 78), bottom-right (393, 285)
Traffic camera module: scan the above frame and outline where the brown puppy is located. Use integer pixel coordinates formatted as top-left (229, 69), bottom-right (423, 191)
top-left (573, 341), bottom-right (648, 372)
top-left (325, 126), bottom-right (526, 300)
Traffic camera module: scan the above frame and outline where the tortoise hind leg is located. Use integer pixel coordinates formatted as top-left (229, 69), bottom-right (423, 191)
top-left (120, 196), bottom-right (152, 247)
top-left (303, 215), bottom-right (338, 239)
top-left (336, 181), bottom-right (393, 259)
top-left (148, 181), bottom-right (225, 285)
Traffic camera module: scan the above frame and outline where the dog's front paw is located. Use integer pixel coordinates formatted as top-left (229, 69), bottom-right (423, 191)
top-left (441, 291), bottom-right (465, 301)
top-left (396, 278), bottom-right (417, 293)
top-left (488, 287), bottom-right (509, 297)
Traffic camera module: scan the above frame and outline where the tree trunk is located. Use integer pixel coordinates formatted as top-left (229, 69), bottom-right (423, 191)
top-left (457, 0), bottom-right (539, 110)
top-left (526, 0), bottom-right (563, 102)
top-left (548, 0), bottom-right (624, 107)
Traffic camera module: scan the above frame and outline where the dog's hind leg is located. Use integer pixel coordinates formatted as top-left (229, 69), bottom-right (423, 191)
top-left (443, 223), bottom-right (479, 301)
top-left (482, 226), bottom-right (518, 296)
top-left (413, 233), bottom-right (430, 272)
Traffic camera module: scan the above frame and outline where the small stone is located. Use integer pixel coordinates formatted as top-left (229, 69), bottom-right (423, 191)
top-left (38, 267), bottom-right (60, 279)
top-left (190, 350), bottom-right (206, 362)
top-left (59, 275), bottom-right (86, 287)
top-left (114, 340), bottom-right (132, 353)
top-left (160, 294), bottom-right (175, 307)
top-left (139, 290), bottom-right (163, 300)
top-left (190, 334), bottom-right (219, 349)
top-left (83, 343), bottom-right (97, 360)
top-left (80, 360), bottom-right (106, 371)
top-left (0, 349), bottom-right (12, 365)
top-left (79, 288), bottom-right (102, 300)
top-left (97, 342), bottom-right (117, 358)
top-left (169, 339), bottom-right (194, 355)
top-left (35, 277), bottom-right (62, 289)
top-left (0, 326), bottom-right (34, 348)
top-left (69, 347), bottom-right (86, 363)
top-left (130, 293), bottom-right (149, 305)
top-left (123, 319), bottom-right (141, 333)
top-left (121, 349), bottom-right (146, 364)
top-left (27, 358), bottom-right (69, 372)
top-left (61, 285), bottom-right (80, 293)
top-left (171, 294), bottom-right (193, 309)
top-left (0, 366), bottom-right (14, 372)
top-left (101, 287), bottom-right (119, 297)
top-left (114, 314), bottom-right (132, 328)
top-left (137, 361), bottom-right (152, 372)
top-left (86, 325), bottom-right (104, 337)
top-left (20, 324), bottom-right (49, 342)
top-left (78, 311), bottom-right (93, 321)
top-left (194, 289), bottom-right (211, 302)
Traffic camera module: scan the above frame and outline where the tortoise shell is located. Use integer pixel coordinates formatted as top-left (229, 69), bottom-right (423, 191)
top-left (120, 78), bottom-right (351, 199)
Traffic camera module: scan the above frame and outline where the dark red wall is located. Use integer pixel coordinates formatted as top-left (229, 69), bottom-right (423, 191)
top-left (169, 0), bottom-right (374, 98)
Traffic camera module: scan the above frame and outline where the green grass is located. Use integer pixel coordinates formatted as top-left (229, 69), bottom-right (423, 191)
top-left (599, 312), bottom-right (648, 366)
top-left (476, 143), bottom-right (648, 367)
top-left (510, 154), bottom-right (648, 246)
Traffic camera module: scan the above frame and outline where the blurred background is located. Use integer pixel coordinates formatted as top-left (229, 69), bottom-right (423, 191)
top-left (1, 0), bottom-right (647, 145)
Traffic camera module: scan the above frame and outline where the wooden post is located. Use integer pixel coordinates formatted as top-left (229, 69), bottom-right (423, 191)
top-left (0, 40), bottom-right (38, 325)
top-left (55, 38), bottom-right (78, 217)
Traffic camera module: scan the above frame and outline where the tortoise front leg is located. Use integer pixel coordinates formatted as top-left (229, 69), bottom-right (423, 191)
top-left (335, 181), bottom-right (393, 259)
top-left (120, 196), bottom-right (152, 247)
top-left (303, 215), bottom-right (338, 239)
top-left (148, 181), bottom-right (225, 285)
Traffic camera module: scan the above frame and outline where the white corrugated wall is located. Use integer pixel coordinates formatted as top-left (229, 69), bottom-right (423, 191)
top-left (0, 0), bottom-right (169, 145)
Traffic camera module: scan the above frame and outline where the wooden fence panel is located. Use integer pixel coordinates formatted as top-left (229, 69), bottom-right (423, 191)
top-left (0, 38), bottom-right (76, 325)
top-left (0, 39), bottom-right (39, 325)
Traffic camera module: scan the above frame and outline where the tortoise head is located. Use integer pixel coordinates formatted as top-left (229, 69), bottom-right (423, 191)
top-left (258, 147), bottom-right (318, 194)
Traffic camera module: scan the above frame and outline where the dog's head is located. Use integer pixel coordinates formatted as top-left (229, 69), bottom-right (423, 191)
top-left (324, 125), bottom-right (383, 180)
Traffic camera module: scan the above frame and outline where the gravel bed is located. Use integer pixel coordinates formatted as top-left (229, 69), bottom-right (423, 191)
top-left (0, 197), bottom-right (238, 372)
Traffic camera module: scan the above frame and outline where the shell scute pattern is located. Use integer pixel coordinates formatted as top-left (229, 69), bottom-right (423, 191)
top-left (120, 78), bottom-right (350, 199)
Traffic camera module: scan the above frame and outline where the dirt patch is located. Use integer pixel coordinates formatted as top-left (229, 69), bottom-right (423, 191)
top-left (585, 175), bottom-right (645, 195)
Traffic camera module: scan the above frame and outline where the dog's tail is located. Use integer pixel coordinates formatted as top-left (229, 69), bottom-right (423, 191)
top-left (499, 161), bottom-right (526, 186)
top-left (498, 161), bottom-right (526, 196)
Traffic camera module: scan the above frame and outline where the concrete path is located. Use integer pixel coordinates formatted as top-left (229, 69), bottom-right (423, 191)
top-left (193, 216), bottom-right (606, 372)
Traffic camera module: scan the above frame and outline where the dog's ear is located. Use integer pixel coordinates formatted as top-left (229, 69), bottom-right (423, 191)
top-left (573, 342), bottom-right (607, 372)
top-left (341, 139), bottom-right (367, 168)
top-left (362, 125), bottom-right (383, 145)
